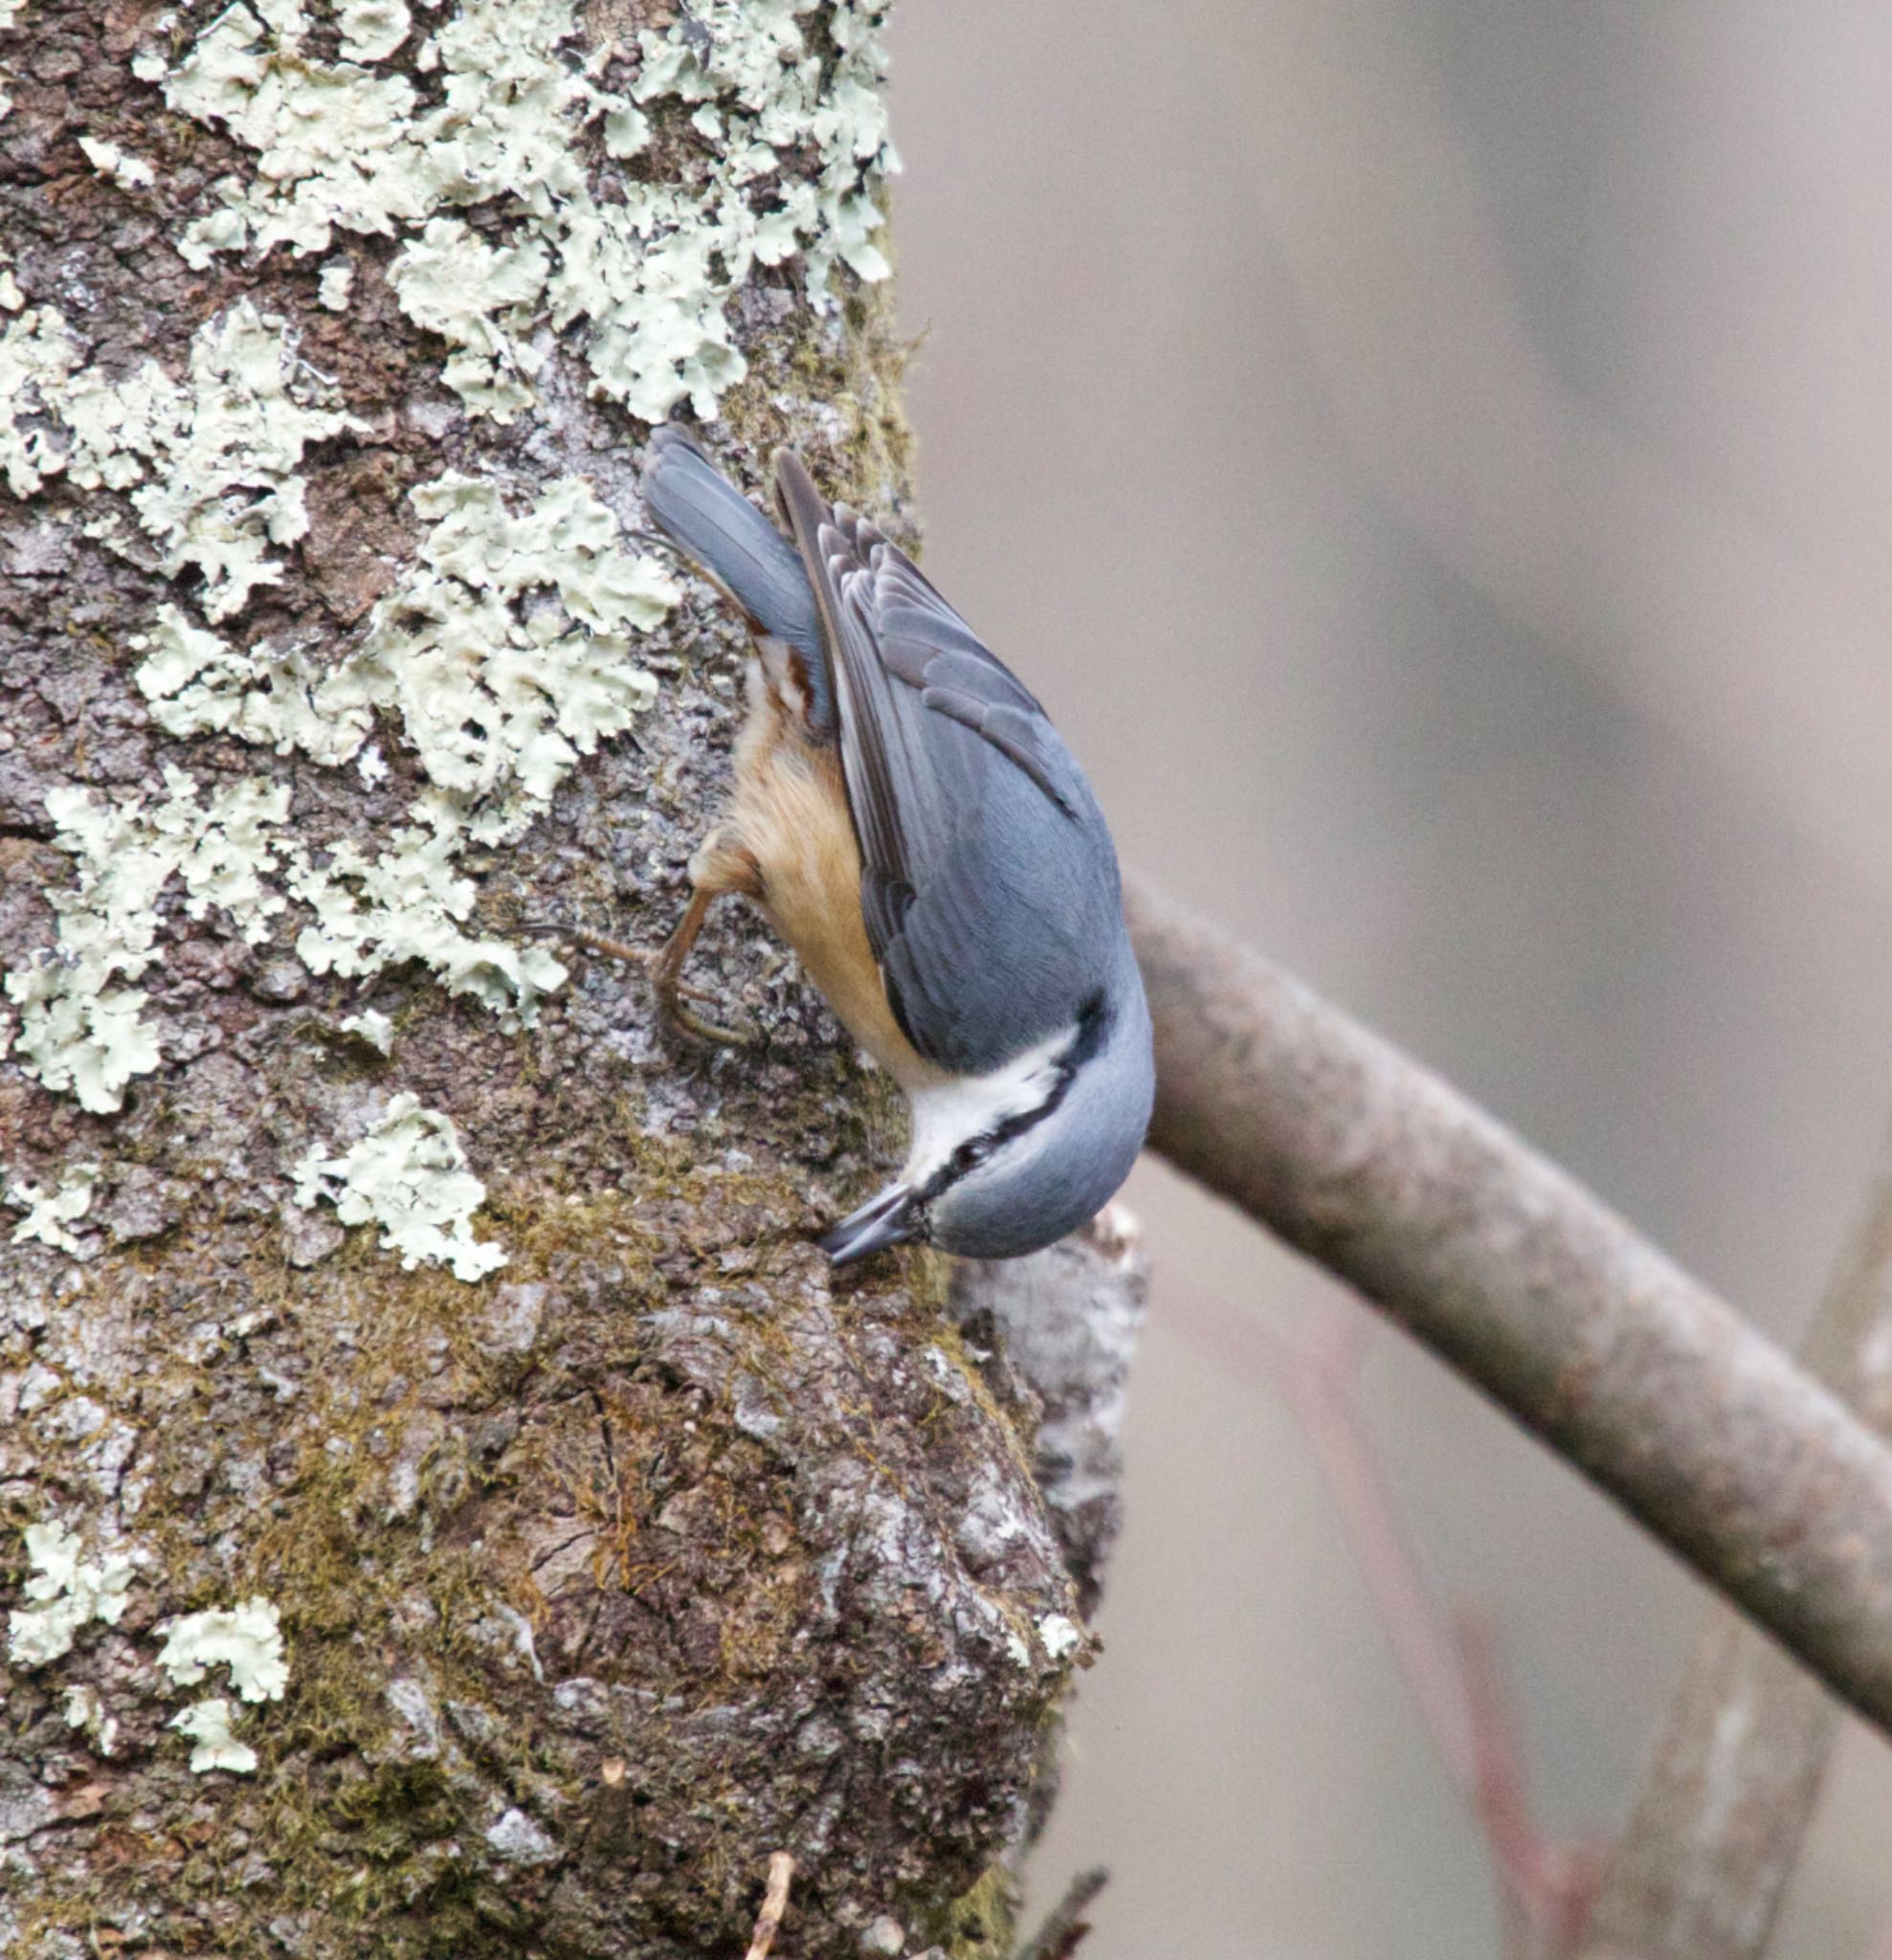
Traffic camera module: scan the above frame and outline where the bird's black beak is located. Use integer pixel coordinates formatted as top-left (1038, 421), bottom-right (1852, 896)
top-left (817, 1184), bottom-right (922, 1265)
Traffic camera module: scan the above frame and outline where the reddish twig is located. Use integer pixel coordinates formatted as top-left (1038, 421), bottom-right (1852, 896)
top-left (1455, 1610), bottom-right (1606, 1958)
top-left (1166, 1291), bottom-right (1602, 1958)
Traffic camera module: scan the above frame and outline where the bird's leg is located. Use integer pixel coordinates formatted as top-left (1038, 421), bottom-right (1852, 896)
top-left (545, 928), bottom-right (718, 1007)
top-left (513, 922), bottom-right (717, 1006)
top-left (650, 830), bottom-right (764, 1047)
top-left (516, 830), bottom-right (762, 1043)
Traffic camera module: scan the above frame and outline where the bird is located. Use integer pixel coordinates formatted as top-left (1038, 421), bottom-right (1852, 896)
top-left (628, 425), bottom-right (1153, 1264)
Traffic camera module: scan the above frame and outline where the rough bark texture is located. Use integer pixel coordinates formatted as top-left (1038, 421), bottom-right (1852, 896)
top-left (1125, 876), bottom-right (1892, 1738)
top-left (0, 9), bottom-right (1137, 1955)
top-left (1575, 1132), bottom-right (1892, 1960)
top-left (949, 1207), bottom-right (1148, 1625)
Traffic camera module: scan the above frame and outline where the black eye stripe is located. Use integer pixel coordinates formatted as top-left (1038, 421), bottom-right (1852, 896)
top-left (919, 991), bottom-right (1112, 1204)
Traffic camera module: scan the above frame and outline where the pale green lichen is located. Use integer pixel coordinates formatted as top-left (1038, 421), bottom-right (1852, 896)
top-left (7, 1523), bottom-right (135, 1668)
top-left (171, 1695), bottom-right (257, 1773)
top-left (131, 605), bottom-right (371, 765)
top-left (386, 215), bottom-right (547, 420)
top-left (336, 0), bottom-right (411, 62)
top-left (68, 301), bottom-right (357, 618)
top-left (78, 134), bottom-right (157, 190)
top-left (130, 469), bottom-right (676, 1019)
top-left (63, 1682), bottom-right (119, 1756)
top-left (78, 460), bottom-right (676, 1067)
top-left (6, 1161), bottom-right (98, 1257)
top-left (0, 299), bottom-right (355, 617)
top-left (338, 1008), bottom-right (392, 1053)
top-left (286, 818), bottom-right (566, 1016)
top-left (136, 472), bottom-right (673, 827)
top-left (156, 1596), bottom-right (289, 1702)
top-left (323, 473), bottom-right (674, 835)
top-left (293, 1091), bottom-right (506, 1281)
top-left (0, 303), bottom-right (78, 496)
top-left (12, 462), bottom-right (674, 1122)
top-left (151, 0), bottom-right (896, 423)
top-left (4, 770), bottom-right (291, 1112)
top-left (316, 258), bottom-right (354, 311)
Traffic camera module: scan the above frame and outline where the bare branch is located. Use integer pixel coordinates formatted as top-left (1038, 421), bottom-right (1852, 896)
top-left (1126, 875), bottom-right (1892, 1736)
top-left (1573, 1133), bottom-right (1892, 1960)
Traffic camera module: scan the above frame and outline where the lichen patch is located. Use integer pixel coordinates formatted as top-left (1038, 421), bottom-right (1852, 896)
top-left (1, 300), bottom-right (357, 619)
top-left (319, 472), bottom-right (675, 839)
top-left (293, 1090), bottom-right (507, 1281)
top-left (6, 1522), bottom-right (135, 1669)
top-left (6, 1160), bottom-right (99, 1257)
top-left (171, 1695), bottom-right (258, 1773)
top-left (77, 134), bottom-right (157, 190)
top-left (146, 0), bottom-right (896, 424)
top-left (4, 769), bottom-right (292, 1112)
top-left (156, 1596), bottom-right (290, 1703)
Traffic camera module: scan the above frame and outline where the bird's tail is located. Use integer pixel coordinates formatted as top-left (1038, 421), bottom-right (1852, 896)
top-left (640, 426), bottom-right (821, 659)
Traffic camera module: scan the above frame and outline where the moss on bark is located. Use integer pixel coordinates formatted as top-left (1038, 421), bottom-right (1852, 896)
top-left (0, 8), bottom-right (1100, 1956)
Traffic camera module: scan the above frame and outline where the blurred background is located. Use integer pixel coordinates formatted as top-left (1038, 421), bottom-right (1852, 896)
top-left (888, 3), bottom-right (1892, 1955)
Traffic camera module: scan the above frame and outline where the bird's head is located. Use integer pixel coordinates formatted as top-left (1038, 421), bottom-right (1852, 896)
top-left (818, 963), bottom-right (1153, 1264)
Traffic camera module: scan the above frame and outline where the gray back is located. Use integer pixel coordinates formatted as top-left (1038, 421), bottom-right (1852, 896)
top-left (774, 453), bottom-right (1131, 1077)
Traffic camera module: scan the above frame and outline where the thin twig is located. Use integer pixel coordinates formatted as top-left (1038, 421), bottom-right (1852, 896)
top-left (1170, 1292), bottom-right (1597, 1955)
top-left (1128, 875), bottom-right (1892, 1738)
top-left (1016, 1866), bottom-right (1109, 1960)
top-left (1454, 1611), bottom-right (1605, 1958)
top-left (744, 1851), bottom-right (795, 1960)
top-left (1574, 1131), bottom-right (1892, 1960)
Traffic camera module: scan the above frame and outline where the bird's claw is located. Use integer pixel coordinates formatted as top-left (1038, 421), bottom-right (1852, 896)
top-left (655, 984), bottom-right (753, 1049)
top-left (519, 920), bottom-right (751, 1046)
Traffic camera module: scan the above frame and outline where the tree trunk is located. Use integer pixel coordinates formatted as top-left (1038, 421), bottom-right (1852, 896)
top-left (0, 7), bottom-right (1136, 1953)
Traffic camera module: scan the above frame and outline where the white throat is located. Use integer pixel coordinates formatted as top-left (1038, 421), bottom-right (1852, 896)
top-left (901, 1029), bottom-right (1071, 1188)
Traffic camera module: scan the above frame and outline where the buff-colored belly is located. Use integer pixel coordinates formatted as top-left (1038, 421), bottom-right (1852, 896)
top-left (726, 664), bottom-right (946, 1092)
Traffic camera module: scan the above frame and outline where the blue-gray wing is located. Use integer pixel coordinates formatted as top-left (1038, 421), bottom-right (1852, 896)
top-left (773, 451), bottom-right (1124, 1075)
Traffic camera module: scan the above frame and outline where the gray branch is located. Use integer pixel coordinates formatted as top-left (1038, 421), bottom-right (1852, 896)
top-left (1573, 1131), bottom-right (1892, 1960)
top-left (1125, 874), bottom-right (1892, 1737)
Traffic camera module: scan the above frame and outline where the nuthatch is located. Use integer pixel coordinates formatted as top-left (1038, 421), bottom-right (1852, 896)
top-left (634, 427), bottom-right (1153, 1263)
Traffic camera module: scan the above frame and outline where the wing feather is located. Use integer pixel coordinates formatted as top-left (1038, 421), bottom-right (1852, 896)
top-left (773, 451), bottom-right (1121, 1073)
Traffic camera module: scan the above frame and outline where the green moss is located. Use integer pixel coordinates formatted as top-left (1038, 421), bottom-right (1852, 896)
top-left (0, 48), bottom-right (1061, 1945)
top-left (921, 1863), bottom-right (1021, 1960)
top-left (719, 261), bottom-right (916, 526)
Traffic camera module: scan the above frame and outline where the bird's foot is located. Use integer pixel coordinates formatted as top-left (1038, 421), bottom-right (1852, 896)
top-left (517, 921), bottom-right (752, 1047)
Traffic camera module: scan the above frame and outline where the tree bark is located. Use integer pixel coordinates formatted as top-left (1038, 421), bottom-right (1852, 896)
top-left (0, 8), bottom-right (1128, 1955)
